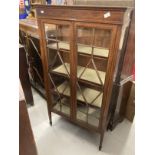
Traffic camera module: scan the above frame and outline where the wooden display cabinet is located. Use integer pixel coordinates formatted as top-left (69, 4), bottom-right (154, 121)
top-left (19, 19), bottom-right (46, 98)
top-left (36, 5), bottom-right (133, 150)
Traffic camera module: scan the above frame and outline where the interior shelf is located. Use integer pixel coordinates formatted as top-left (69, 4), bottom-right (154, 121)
top-left (47, 42), bottom-right (70, 50)
top-left (77, 106), bottom-right (100, 119)
top-left (55, 81), bottom-right (103, 108)
top-left (53, 97), bottom-right (99, 127)
top-left (53, 98), bottom-right (70, 116)
top-left (76, 110), bottom-right (99, 127)
top-left (52, 63), bottom-right (106, 85)
top-left (78, 44), bottom-right (109, 58)
top-left (76, 105), bottom-right (100, 127)
top-left (47, 42), bottom-right (109, 58)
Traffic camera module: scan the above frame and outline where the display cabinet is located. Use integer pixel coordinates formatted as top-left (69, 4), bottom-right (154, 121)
top-left (19, 19), bottom-right (46, 98)
top-left (36, 5), bottom-right (133, 150)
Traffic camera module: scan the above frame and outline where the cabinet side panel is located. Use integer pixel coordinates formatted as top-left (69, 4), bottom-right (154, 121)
top-left (121, 10), bottom-right (135, 79)
top-left (99, 26), bottom-right (122, 130)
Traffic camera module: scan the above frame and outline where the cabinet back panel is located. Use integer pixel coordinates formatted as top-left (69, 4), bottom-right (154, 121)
top-left (78, 55), bottom-right (107, 72)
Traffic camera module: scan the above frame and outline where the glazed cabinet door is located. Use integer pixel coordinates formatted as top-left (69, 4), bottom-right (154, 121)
top-left (74, 22), bottom-right (117, 129)
top-left (42, 20), bottom-right (73, 118)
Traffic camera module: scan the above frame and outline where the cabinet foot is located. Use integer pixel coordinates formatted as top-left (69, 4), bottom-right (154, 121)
top-left (48, 110), bottom-right (52, 126)
top-left (99, 131), bottom-right (104, 151)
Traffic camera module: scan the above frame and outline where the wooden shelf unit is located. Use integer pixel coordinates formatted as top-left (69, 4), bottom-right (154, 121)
top-left (19, 18), bottom-right (46, 98)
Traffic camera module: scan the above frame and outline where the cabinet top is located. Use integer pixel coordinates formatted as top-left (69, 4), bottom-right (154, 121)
top-left (34, 5), bottom-right (131, 11)
top-left (19, 18), bottom-right (38, 29)
top-left (35, 5), bottom-right (132, 25)
top-left (19, 18), bottom-right (39, 38)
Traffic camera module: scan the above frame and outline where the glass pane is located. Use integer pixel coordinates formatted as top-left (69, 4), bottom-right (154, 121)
top-left (76, 26), bottom-right (111, 128)
top-left (77, 27), bottom-right (111, 58)
top-left (94, 28), bottom-right (111, 48)
top-left (44, 23), bottom-right (71, 117)
top-left (77, 27), bottom-right (93, 45)
top-left (45, 24), bottom-right (70, 42)
top-left (76, 84), bottom-right (102, 127)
